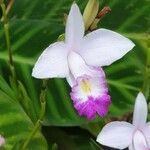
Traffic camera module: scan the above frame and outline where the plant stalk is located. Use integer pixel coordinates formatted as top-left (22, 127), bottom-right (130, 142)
top-left (1, 2), bottom-right (16, 82)
top-left (142, 48), bottom-right (150, 100)
top-left (22, 79), bottom-right (48, 150)
top-left (1, 0), bottom-right (14, 22)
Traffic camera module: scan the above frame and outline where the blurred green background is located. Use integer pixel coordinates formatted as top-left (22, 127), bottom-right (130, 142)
top-left (0, 0), bottom-right (150, 149)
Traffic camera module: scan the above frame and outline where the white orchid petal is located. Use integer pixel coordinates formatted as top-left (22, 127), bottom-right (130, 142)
top-left (65, 3), bottom-right (84, 49)
top-left (133, 130), bottom-right (148, 150)
top-left (78, 28), bottom-right (135, 66)
top-left (96, 121), bottom-right (134, 149)
top-left (133, 92), bottom-right (148, 127)
top-left (129, 144), bottom-right (134, 150)
top-left (32, 42), bottom-right (69, 78)
top-left (66, 72), bottom-right (76, 87)
top-left (68, 51), bottom-right (98, 79)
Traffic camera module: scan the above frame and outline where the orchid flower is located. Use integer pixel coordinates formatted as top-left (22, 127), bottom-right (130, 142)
top-left (97, 92), bottom-right (150, 150)
top-left (0, 135), bottom-right (5, 147)
top-left (32, 3), bottom-right (135, 119)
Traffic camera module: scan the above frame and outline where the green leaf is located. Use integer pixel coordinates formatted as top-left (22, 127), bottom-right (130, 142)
top-left (0, 76), bottom-right (48, 149)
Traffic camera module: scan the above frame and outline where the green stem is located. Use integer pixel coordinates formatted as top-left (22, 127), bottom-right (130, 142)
top-left (142, 48), bottom-right (150, 100)
top-left (39, 79), bottom-right (48, 119)
top-left (1, 0), bottom-right (14, 22)
top-left (22, 120), bottom-right (41, 150)
top-left (0, 0), bottom-right (3, 7)
top-left (22, 80), bottom-right (48, 150)
top-left (1, 2), bottom-right (16, 82)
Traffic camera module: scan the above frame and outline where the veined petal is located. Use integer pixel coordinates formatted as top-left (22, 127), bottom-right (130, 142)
top-left (78, 28), bottom-right (135, 66)
top-left (65, 3), bottom-right (84, 50)
top-left (32, 42), bottom-right (69, 78)
top-left (70, 74), bottom-right (110, 119)
top-left (133, 130), bottom-right (148, 150)
top-left (97, 121), bottom-right (134, 149)
top-left (133, 92), bottom-right (148, 127)
top-left (68, 51), bottom-right (101, 79)
top-left (0, 135), bottom-right (5, 146)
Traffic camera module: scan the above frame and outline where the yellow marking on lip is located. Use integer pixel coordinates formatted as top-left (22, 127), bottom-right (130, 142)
top-left (81, 80), bottom-right (91, 93)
